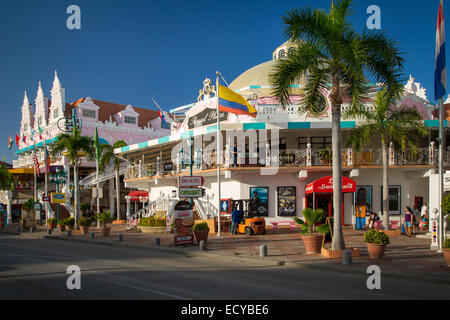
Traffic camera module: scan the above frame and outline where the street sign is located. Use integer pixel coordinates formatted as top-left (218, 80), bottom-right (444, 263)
top-left (178, 176), bottom-right (204, 188)
top-left (42, 196), bottom-right (50, 202)
top-left (179, 187), bottom-right (204, 198)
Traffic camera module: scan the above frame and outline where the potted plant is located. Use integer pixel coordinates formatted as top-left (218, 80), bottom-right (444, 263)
top-left (58, 219), bottom-right (66, 232)
top-left (364, 229), bottom-right (390, 259)
top-left (79, 217), bottom-right (92, 234)
top-left (47, 217), bottom-right (57, 230)
top-left (96, 211), bottom-right (113, 237)
top-left (193, 222), bottom-right (210, 243)
top-left (293, 208), bottom-right (329, 254)
top-left (443, 239), bottom-right (450, 267)
top-left (64, 217), bottom-right (75, 231)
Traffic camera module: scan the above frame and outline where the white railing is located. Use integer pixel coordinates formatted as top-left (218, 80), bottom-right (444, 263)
top-left (80, 163), bottom-right (127, 188)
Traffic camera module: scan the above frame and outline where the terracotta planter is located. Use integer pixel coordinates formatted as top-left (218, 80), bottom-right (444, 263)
top-left (80, 226), bottom-right (90, 234)
top-left (366, 243), bottom-right (387, 259)
top-left (58, 225), bottom-right (66, 232)
top-left (194, 230), bottom-right (209, 243)
top-left (100, 226), bottom-right (111, 237)
top-left (301, 235), bottom-right (323, 254)
top-left (48, 223), bottom-right (57, 230)
top-left (443, 248), bottom-right (450, 267)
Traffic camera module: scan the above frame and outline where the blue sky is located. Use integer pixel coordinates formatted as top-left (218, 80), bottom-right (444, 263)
top-left (0, 0), bottom-right (444, 162)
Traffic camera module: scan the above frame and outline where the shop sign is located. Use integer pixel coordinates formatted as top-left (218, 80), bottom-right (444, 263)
top-left (51, 193), bottom-right (66, 204)
top-left (187, 108), bottom-right (228, 129)
top-left (42, 196), bottom-right (50, 202)
top-left (179, 176), bottom-right (204, 187)
top-left (173, 200), bottom-right (194, 246)
top-left (179, 187), bottom-right (204, 198)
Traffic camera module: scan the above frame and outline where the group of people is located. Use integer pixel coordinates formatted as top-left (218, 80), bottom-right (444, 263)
top-left (403, 203), bottom-right (428, 237)
top-left (365, 202), bottom-right (429, 237)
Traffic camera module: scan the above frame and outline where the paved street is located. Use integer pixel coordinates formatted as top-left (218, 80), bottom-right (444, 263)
top-left (0, 233), bottom-right (449, 300)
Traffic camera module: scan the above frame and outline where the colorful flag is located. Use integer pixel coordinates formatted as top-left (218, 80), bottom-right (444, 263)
top-left (15, 133), bottom-right (20, 147)
top-left (45, 146), bottom-right (51, 171)
top-left (94, 128), bottom-right (101, 162)
top-left (30, 127), bottom-right (35, 141)
top-left (8, 136), bottom-right (13, 149)
top-left (22, 135), bottom-right (26, 144)
top-left (38, 124), bottom-right (44, 140)
top-left (435, 0), bottom-right (447, 100)
top-left (218, 84), bottom-right (257, 117)
top-left (33, 153), bottom-right (39, 175)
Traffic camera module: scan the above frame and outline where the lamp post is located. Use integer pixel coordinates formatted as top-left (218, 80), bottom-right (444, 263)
top-left (49, 167), bottom-right (67, 225)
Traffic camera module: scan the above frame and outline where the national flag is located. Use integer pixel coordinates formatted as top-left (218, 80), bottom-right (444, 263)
top-left (159, 109), bottom-right (171, 129)
top-left (8, 136), bottom-right (13, 149)
top-left (22, 135), bottom-right (26, 144)
top-left (38, 124), bottom-right (44, 140)
top-left (33, 153), bottom-right (39, 175)
top-left (30, 127), bottom-right (35, 141)
top-left (45, 146), bottom-right (51, 171)
top-left (218, 84), bottom-right (257, 117)
top-left (435, 0), bottom-right (447, 100)
top-left (94, 128), bottom-right (101, 162)
top-left (15, 134), bottom-right (20, 147)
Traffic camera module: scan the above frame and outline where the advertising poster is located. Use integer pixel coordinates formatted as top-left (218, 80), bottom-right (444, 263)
top-left (173, 200), bottom-right (194, 246)
top-left (277, 186), bottom-right (296, 216)
top-left (249, 187), bottom-right (268, 217)
top-left (355, 186), bottom-right (372, 213)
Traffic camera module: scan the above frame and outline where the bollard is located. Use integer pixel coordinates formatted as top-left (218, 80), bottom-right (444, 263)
top-left (118, 234), bottom-right (123, 242)
top-left (259, 244), bottom-right (267, 257)
top-left (343, 249), bottom-right (352, 265)
top-left (47, 229), bottom-right (52, 235)
top-left (67, 230), bottom-right (72, 237)
top-left (90, 232), bottom-right (95, 239)
top-left (154, 237), bottom-right (160, 246)
top-left (199, 240), bottom-right (207, 251)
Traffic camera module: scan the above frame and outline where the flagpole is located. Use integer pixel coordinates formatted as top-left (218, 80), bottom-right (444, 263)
top-left (216, 71), bottom-right (221, 237)
top-left (439, 97), bottom-right (444, 252)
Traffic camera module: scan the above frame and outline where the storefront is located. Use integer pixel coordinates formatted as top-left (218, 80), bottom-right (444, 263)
top-left (305, 176), bottom-right (356, 225)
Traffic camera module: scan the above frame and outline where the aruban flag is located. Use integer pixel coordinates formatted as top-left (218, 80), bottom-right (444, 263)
top-left (15, 133), bottom-right (20, 147)
top-left (435, 0), bottom-right (447, 100)
top-left (33, 153), bottom-right (39, 175)
top-left (218, 84), bottom-right (257, 117)
top-left (8, 136), bottom-right (13, 149)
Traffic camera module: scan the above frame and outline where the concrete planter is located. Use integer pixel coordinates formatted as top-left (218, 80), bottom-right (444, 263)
top-left (194, 230), bottom-right (209, 243)
top-left (301, 234), bottom-right (323, 254)
top-left (138, 226), bottom-right (166, 234)
top-left (366, 243), bottom-right (387, 259)
top-left (443, 248), bottom-right (450, 267)
top-left (80, 226), bottom-right (90, 234)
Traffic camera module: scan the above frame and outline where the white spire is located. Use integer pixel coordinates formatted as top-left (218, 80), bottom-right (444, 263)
top-left (53, 70), bottom-right (61, 89)
top-left (36, 81), bottom-right (44, 99)
top-left (23, 90), bottom-right (30, 107)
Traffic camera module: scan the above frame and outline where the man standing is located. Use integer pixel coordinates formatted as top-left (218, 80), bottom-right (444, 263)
top-left (232, 143), bottom-right (238, 167)
top-left (231, 204), bottom-right (242, 235)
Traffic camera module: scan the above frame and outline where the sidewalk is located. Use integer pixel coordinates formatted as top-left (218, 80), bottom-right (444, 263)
top-left (25, 224), bottom-right (450, 284)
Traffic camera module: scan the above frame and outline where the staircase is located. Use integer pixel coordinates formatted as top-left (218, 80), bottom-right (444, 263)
top-left (80, 163), bottom-right (127, 188)
top-left (127, 197), bottom-right (177, 230)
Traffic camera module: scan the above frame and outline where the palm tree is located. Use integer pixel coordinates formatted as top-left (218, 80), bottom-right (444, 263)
top-left (99, 140), bottom-right (128, 221)
top-left (269, 0), bottom-right (403, 250)
top-left (51, 127), bottom-right (94, 227)
top-left (346, 87), bottom-right (426, 230)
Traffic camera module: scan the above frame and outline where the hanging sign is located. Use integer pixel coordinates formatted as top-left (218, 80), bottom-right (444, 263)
top-left (179, 187), bottom-right (204, 198)
top-left (51, 193), bottom-right (66, 204)
top-left (179, 176), bottom-right (204, 188)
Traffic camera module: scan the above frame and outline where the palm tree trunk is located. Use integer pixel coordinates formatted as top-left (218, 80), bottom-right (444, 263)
top-left (116, 168), bottom-right (121, 221)
top-left (382, 140), bottom-right (390, 230)
top-left (74, 164), bottom-right (80, 228)
top-left (330, 75), bottom-right (345, 250)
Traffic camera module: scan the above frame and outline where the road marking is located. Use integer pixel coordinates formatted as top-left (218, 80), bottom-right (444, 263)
top-left (113, 281), bottom-right (191, 300)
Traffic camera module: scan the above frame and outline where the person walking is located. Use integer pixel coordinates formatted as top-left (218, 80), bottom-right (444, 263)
top-left (421, 202), bottom-right (429, 231)
top-left (404, 206), bottom-right (413, 237)
top-left (412, 205), bottom-right (420, 234)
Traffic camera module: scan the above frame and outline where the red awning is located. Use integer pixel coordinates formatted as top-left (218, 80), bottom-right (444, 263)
top-left (129, 191), bottom-right (149, 201)
top-left (305, 176), bottom-right (356, 194)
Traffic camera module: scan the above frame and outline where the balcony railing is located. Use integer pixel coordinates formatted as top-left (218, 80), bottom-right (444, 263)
top-left (125, 145), bottom-right (439, 180)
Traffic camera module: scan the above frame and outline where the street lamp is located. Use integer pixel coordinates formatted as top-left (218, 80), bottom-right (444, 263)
top-left (49, 167), bottom-right (67, 225)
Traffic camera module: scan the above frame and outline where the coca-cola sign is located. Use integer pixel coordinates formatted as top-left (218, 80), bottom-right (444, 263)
top-left (305, 176), bottom-right (356, 194)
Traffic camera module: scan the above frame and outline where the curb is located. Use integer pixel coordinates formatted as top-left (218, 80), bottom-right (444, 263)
top-left (44, 235), bottom-right (450, 285)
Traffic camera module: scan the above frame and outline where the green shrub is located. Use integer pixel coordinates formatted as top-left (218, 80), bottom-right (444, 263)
top-left (364, 229), bottom-right (390, 245)
top-left (95, 212), bottom-right (113, 225)
top-left (47, 218), bottom-right (57, 224)
top-left (292, 208), bottom-right (330, 236)
top-left (444, 239), bottom-right (450, 249)
top-left (193, 222), bottom-right (209, 232)
top-left (63, 217), bottom-right (75, 227)
top-left (442, 194), bottom-right (450, 215)
top-left (139, 217), bottom-right (166, 227)
top-left (23, 199), bottom-right (35, 211)
top-left (79, 217), bottom-right (92, 226)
